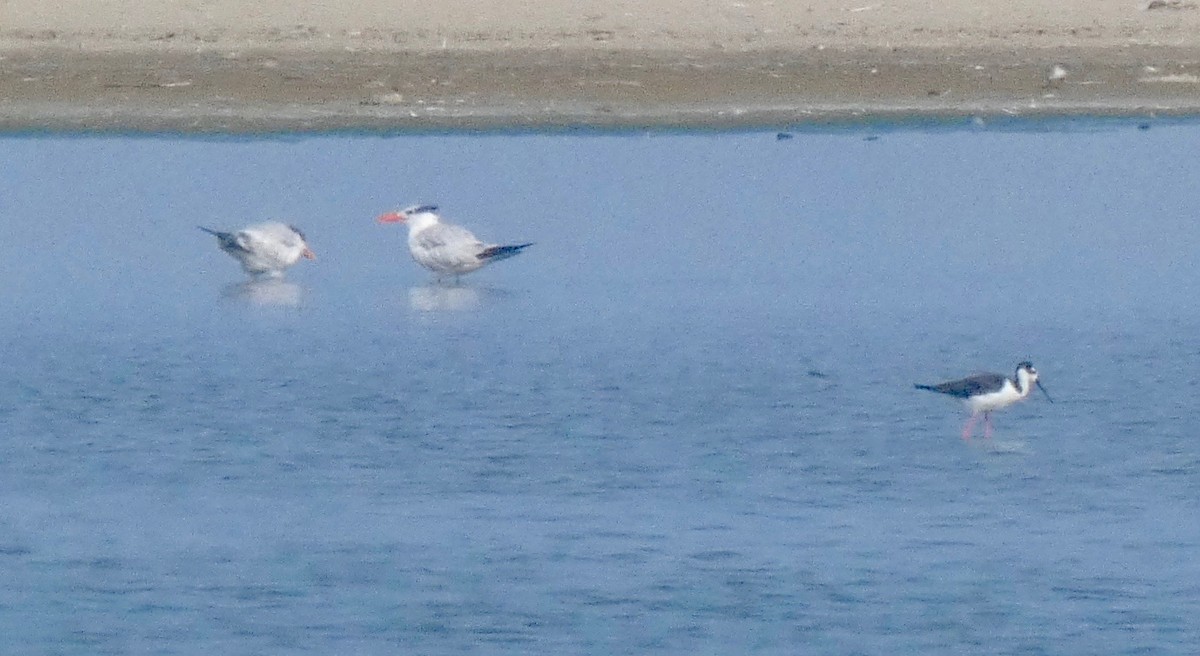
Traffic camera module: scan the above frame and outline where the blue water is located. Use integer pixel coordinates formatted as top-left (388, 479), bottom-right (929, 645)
top-left (1, 124), bottom-right (1199, 654)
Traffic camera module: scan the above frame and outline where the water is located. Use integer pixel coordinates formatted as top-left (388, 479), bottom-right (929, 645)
top-left (1, 123), bottom-right (1199, 654)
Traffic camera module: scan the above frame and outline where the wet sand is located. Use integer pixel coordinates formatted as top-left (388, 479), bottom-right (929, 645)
top-left (3, 1), bottom-right (1200, 131)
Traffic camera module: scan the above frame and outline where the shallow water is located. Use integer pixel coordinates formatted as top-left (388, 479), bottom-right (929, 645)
top-left (1, 123), bottom-right (1199, 654)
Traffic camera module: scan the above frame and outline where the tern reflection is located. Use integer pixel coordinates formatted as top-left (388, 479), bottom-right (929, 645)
top-left (408, 284), bottom-right (483, 312)
top-left (222, 279), bottom-right (304, 306)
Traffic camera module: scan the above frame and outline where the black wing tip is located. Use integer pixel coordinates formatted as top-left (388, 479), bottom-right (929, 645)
top-left (199, 226), bottom-right (251, 254)
top-left (479, 243), bottom-right (534, 261)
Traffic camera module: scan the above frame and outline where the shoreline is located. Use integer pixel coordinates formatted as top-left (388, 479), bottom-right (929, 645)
top-left (4, 46), bottom-right (1200, 132)
top-left (4, 1), bottom-right (1200, 131)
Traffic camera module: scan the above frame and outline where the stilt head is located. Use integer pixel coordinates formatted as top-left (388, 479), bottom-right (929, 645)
top-left (1015, 361), bottom-right (1053, 403)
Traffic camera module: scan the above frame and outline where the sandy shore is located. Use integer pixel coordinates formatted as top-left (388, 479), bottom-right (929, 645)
top-left (3, 1), bottom-right (1200, 131)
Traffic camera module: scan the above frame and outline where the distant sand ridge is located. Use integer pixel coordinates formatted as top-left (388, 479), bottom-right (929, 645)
top-left (3, 0), bottom-right (1200, 130)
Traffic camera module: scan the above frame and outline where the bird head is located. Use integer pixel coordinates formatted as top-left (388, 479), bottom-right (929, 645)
top-left (289, 224), bottom-right (316, 259)
top-left (1016, 361), bottom-right (1053, 403)
top-left (377, 204), bottom-right (439, 224)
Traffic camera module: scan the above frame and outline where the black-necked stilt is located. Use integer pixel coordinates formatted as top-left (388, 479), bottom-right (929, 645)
top-left (915, 361), bottom-right (1053, 441)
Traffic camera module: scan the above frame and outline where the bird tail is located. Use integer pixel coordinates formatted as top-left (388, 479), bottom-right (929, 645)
top-left (198, 225), bottom-right (229, 238)
top-left (198, 226), bottom-right (245, 253)
top-left (478, 242), bottom-right (533, 263)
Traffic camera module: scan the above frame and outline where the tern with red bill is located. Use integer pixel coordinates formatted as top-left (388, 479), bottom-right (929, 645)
top-left (378, 204), bottom-right (532, 279)
top-left (915, 361), bottom-right (1053, 441)
top-left (199, 222), bottom-right (315, 278)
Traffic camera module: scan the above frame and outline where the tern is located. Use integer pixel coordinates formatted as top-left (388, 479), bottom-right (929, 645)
top-left (378, 204), bottom-right (532, 280)
top-left (199, 222), bottom-right (315, 278)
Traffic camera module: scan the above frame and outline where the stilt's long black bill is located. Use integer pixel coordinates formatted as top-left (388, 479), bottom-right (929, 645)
top-left (1036, 379), bottom-right (1054, 403)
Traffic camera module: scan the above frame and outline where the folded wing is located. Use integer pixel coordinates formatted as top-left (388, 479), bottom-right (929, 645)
top-left (412, 223), bottom-right (488, 272)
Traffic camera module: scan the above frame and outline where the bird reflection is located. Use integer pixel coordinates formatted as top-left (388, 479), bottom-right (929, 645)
top-left (408, 284), bottom-right (482, 312)
top-left (221, 279), bottom-right (304, 306)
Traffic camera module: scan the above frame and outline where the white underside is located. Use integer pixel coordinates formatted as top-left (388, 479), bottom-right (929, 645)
top-left (964, 380), bottom-right (1027, 414)
top-left (223, 222), bottom-right (307, 276)
top-left (407, 215), bottom-right (488, 275)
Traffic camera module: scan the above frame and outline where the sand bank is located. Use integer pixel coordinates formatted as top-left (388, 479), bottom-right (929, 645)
top-left (2, 1), bottom-right (1200, 131)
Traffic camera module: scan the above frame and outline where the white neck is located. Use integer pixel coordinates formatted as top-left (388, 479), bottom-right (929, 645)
top-left (1014, 369), bottom-right (1034, 398)
top-left (407, 212), bottom-right (440, 233)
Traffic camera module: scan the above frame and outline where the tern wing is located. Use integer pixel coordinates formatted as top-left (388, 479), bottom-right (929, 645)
top-left (412, 222), bottom-right (487, 270)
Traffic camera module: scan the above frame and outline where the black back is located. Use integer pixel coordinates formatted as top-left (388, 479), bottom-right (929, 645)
top-left (914, 372), bottom-right (1007, 399)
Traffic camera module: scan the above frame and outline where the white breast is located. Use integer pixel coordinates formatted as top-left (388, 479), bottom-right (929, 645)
top-left (964, 379), bottom-right (1024, 413)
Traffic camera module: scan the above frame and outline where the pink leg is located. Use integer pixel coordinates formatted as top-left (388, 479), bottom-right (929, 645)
top-left (983, 413), bottom-right (994, 440)
top-left (961, 414), bottom-right (979, 442)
